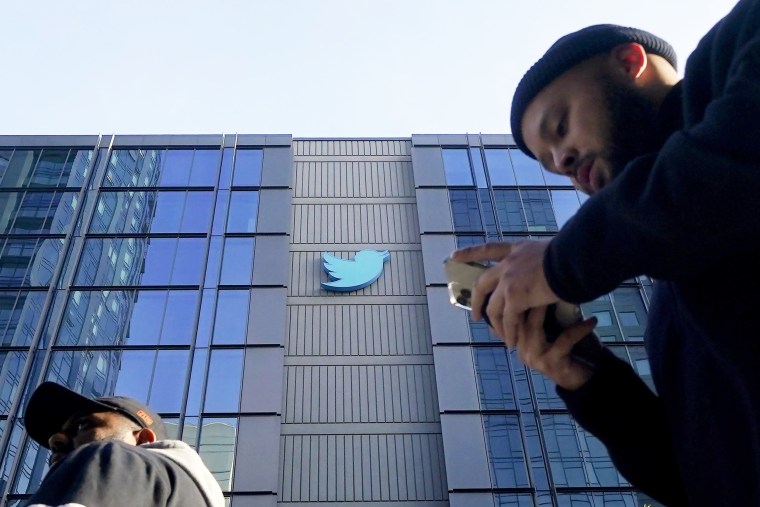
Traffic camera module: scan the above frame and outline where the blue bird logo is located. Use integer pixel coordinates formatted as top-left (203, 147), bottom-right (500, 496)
top-left (321, 250), bottom-right (391, 292)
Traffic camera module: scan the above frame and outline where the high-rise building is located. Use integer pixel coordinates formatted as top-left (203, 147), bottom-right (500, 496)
top-left (0, 134), bottom-right (660, 507)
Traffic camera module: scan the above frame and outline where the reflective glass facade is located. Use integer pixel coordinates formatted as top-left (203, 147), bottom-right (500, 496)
top-left (0, 135), bottom-right (664, 507)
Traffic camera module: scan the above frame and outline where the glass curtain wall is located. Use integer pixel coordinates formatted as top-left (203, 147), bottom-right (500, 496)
top-left (442, 145), bottom-right (661, 507)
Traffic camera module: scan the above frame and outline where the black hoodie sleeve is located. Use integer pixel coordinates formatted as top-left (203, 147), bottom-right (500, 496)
top-left (557, 348), bottom-right (688, 506)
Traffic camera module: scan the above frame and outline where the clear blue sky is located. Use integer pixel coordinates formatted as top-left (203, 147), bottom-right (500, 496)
top-left (0, 0), bottom-right (736, 137)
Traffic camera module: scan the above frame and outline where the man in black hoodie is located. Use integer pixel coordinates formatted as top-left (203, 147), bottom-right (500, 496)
top-left (453, 2), bottom-right (760, 505)
top-left (23, 382), bottom-right (224, 507)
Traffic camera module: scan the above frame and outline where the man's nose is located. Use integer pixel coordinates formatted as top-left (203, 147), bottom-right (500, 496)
top-left (48, 431), bottom-right (71, 453)
top-left (553, 147), bottom-right (578, 175)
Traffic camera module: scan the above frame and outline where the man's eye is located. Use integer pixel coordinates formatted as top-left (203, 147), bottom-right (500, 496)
top-left (76, 420), bottom-right (92, 432)
top-left (556, 117), bottom-right (567, 137)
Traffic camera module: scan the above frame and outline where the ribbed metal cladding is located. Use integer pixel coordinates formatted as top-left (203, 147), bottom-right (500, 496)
top-left (284, 139), bottom-right (447, 505)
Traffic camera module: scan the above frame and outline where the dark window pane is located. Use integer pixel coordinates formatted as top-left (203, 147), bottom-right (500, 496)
top-left (474, 347), bottom-right (515, 409)
top-left (212, 290), bottom-right (249, 344)
top-left (4, 150), bottom-right (41, 188)
top-left (218, 149), bottom-right (234, 190)
top-left (61, 149), bottom-right (93, 188)
top-left (171, 238), bottom-right (205, 285)
top-left (0, 150), bottom-right (13, 184)
top-left (149, 349), bottom-right (190, 412)
top-left (11, 429), bottom-right (47, 493)
top-left (204, 237), bottom-right (222, 288)
top-left (159, 150), bottom-right (193, 187)
top-left (494, 494), bottom-right (535, 507)
top-left (628, 346), bottom-right (656, 393)
top-left (442, 149), bottom-right (473, 186)
top-left (219, 238), bottom-right (255, 286)
top-left (470, 148), bottom-right (488, 188)
top-left (484, 415), bottom-right (530, 488)
top-left (181, 191), bottom-right (213, 233)
top-left (521, 189), bottom-right (557, 232)
top-left (185, 348), bottom-right (208, 416)
top-left (90, 190), bottom-right (153, 234)
top-left (198, 417), bottom-right (238, 491)
top-left (204, 349), bottom-right (244, 412)
top-left (31, 149), bottom-right (69, 187)
top-left (511, 149), bottom-right (545, 186)
top-left (0, 351), bottom-right (28, 414)
top-left (232, 149), bottom-right (263, 187)
top-left (493, 189), bottom-right (526, 232)
top-left (190, 150), bottom-right (221, 187)
top-left (611, 288), bottom-right (648, 341)
top-left (450, 189), bottom-right (482, 232)
top-left (580, 295), bottom-right (622, 342)
top-left (484, 149), bottom-right (517, 186)
top-left (0, 291), bottom-right (46, 347)
top-left (57, 290), bottom-right (135, 347)
top-left (226, 191), bottom-right (258, 233)
top-left (161, 290), bottom-right (198, 345)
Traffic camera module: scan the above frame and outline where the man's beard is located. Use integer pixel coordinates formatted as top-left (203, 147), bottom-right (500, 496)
top-left (600, 77), bottom-right (662, 178)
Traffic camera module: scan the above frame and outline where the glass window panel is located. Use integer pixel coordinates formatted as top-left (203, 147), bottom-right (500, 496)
top-left (442, 149), bottom-right (473, 186)
top-left (484, 415), bottom-right (530, 488)
top-left (226, 191), bottom-right (258, 233)
top-left (149, 349), bottom-right (190, 413)
top-left (185, 348), bottom-right (208, 416)
top-left (140, 238), bottom-right (175, 286)
top-left (581, 295), bottom-right (623, 342)
top-left (150, 191), bottom-right (184, 233)
top-left (493, 189), bottom-right (527, 232)
top-left (211, 190), bottom-right (229, 235)
top-left (219, 238), bottom-right (255, 286)
top-left (470, 148), bottom-right (488, 188)
top-left (163, 417), bottom-right (180, 440)
top-left (195, 290), bottom-right (215, 348)
top-left (181, 191), bottom-right (213, 233)
top-left (198, 417), bottom-right (238, 491)
top-left (628, 346), bottom-right (657, 393)
top-left (11, 428), bottom-right (48, 494)
top-left (159, 150), bottom-right (193, 187)
top-left (550, 189), bottom-right (581, 229)
top-left (611, 288), bottom-right (648, 341)
top-left (204, 237), bottom-right (222, 288)
top-left (484, 149), bottom-right (517, 186)
top-left (113, 349), bottom-right (155, 403)
top-left (456, 235), bottom-right (486, 249)
top-left (10, 192), bottom-right (55, 234)
top-left (57, 290), bottom-right (134, 347)
top-left (473, 347), bottom-right (515, 409)
top-left (5, 150), bottom-right (41, 188)
top-left (478, 189), bottom-right (498, 235)
top-left (103, 149), bottom-right (161, 188)
top-left (542, 414), bottom-right (628, 487)
top-left (218, 149), bottom-right (234, 190)
top-left (160, 290), bottom-right (198, 345)
top-left (0, 150), bottom-right (13, 183)
top-left (494, 494), bottom-right (535, 507)
top-left (556, 492), bottom-right (641, 507)
top-left (212, 290), bottom-right (249, 344)
top-left (62, 149), bottom-right (93, 188)
top-left (204, 349), bottom-right (244, 412)
top-left (190, 150), bottom-right (221, 187)
top-left (0, 238), bottom-right (37, 287)
top-left (541, 163), bottom-right (573, 186)
top-left (450, 189), bottom-right (483, 232)
top-left (469, 316), bottom-right (500, 343)
top-left (511, 149), bottom-right (545, 186)
top-left (127, 290), bottom-right (166, 345)
top-left (0, 351), bottom-right (27, 414)
top-left (31, 149), bottom-right (69, 187)
top-left (521, 189), bottom-right (557, 232)
top-left (171, 238), bottom-right (205, 286)
top-left (89, 190), bottom-right (153, 234)
top-left (232, 149), bottom-right (263, 187)
top-left (531, 370), bottom-right (565, 410)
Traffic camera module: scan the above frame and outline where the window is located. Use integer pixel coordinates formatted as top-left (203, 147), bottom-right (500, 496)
top-left (0, 292), bottom-right (47, 347)
top-left (232, 149), bottom-right (263, 187)
top-left (521, 189), bottom-right (557, 232)
top-left (226, 191), bottom-right (259, 233)
top-left (0, 191), bottom-right (78, 235)
top-left (219, 237), bottom-right (255, 286)
top-left (550, 189), bottom-right (581, 228)
top-left (484, 415), bottom-right (530, 488)
top-left (470, 148), bottom-right (488, 187)
top-left (204, 349), bottom-right (244, 412)
top-left (510, 149), bottom-right (545, 186)
top-left (159, 150), bottom-right (194, 187)
top-left (212, 290), bottom-right (249, 344)
top-left (442, 149), bottom-right (474, 186)
top-left (450, 190), bottom-right (482, 232)
top-left (484, 149), bottom-right (517, 186)
top-left (198, 417), bottom-right (238, 491)
top-left (473, 347), bottom-right (515, 409)
top-left (493, 189), bottom-right (526, 232)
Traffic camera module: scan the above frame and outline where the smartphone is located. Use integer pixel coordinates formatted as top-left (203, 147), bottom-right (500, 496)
top-left (443, 257), bottom-right (583, 341)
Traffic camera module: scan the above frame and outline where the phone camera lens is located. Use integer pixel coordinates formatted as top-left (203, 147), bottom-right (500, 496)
top-left (456, 295), bottom-right (469, 306)
top-left (460, 289), bottom-right (471, 298)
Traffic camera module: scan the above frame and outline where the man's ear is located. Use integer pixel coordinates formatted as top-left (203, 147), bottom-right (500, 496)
top-left (134, 428), bottom-right (157, 445)
top-left (610, 42), bottom-right (648, 80)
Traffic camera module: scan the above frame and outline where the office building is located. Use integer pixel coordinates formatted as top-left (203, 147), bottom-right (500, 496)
top-left (0, 134), bottom-right (659, 507)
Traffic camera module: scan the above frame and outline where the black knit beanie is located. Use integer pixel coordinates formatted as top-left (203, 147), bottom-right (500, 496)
top-left (510, 24), bottom-right (677, 158)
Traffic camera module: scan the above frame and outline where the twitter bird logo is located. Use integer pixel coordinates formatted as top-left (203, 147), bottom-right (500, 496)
top-left (321, 250), bottom-right (391, 292)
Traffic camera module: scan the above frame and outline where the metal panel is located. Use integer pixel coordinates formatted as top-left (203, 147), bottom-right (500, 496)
top-left (427, 287), bottom-right (470, 344)
top-left (433, 346), bottom-right (479, 412)
top-left (437, 134), bottom-right (468, 146)
top-left (415, 189), bottom-right (453, 233)
top-left (293, 139), bottom-right (411, 157)
top-left (256, 189), bottom-right (291, 234)
top-left (481, 134), bottom-right (514, 146)
top-left (293, 161), bottom-right (415, 198)
top-left (289, 250), bottom-right (425, 297)
top-left (0, 135), bottom-right (100, 147)
top-left (233, 415), bottom-right (281, 493)
top-left (284, 364), bottom-right (439, 423)
top-left (241, 347), bottom-right (284, 414)
top-left (421, 235), bottom-right (457, 285)
top-left (230, 495), bottom-right (277, 507)
top-left (450, 492), bottom-right (496, 507)
top-left (248, 288), bottom-right (287, 346)
top-left (440, 413), bottom-right (491, 490)
top-left (291, 203), bottom-right (420, 244)
top-left (252, 236), bottom-right (289, 286)
top-left (411, 147), bottom-right (446, 187)
top-left (280, 433), bottom-right (447, 502)
top-left (286, 304), bottom-right (432, 357)
top-left (261, 146), bottom-right (293, 187)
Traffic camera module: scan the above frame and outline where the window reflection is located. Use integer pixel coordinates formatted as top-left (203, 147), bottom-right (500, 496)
top-left (450, 189), bottom-right (483, 232)
top-left (493, 189), bottom-right (526, 232)
top-left (510, 149), bottom-right (545, 186)
top-left (0, 291), bottom-right (46, 347)
top-left (0, 191), bottom-right (79, 235)
top-left (442, 149), bottom-right (474, 186)
top-left (484, 149), bottom-right (517, 186)
top-left (484, 415), bottom-right (530, 488)
top-left (198, 417), bottom-right (238, 491)
top-left (521, 190), bottom-right (557, 232)
top-left (0, 351), bottom-right (27, 414)
top-left (473, 347), bottom-right (515, 410)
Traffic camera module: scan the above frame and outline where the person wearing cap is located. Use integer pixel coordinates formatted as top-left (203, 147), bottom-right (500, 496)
top-left (23, 381), bottom-right (224, 507)
top-left (453, 1), bottom-right (760, 505)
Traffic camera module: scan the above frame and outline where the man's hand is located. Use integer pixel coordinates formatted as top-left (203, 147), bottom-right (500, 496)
top-left (451, 240), bottom-right (559, 345)
top-left (517, 306), bottom-right (599, 390)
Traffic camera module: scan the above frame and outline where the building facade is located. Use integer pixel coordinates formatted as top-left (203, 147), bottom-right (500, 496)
top-left (0, 134), bottom-right (659, 507)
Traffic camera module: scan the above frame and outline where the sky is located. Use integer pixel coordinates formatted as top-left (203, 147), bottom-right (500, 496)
top-left (0, 0), bottom-right (737, 137)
